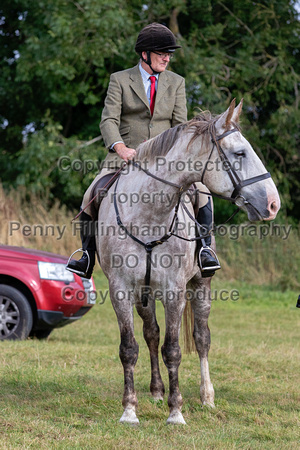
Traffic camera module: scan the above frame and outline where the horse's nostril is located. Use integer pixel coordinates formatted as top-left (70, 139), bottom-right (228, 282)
top-left (270, 201), bottom-right (276, 211)
top-left (269, 200), bottom-right (279, 216)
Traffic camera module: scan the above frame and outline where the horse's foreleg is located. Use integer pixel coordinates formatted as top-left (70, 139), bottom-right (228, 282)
top-left (161, 294), bottom-right (186, 425)
top-left (190, 276), bottom-right (215, 407)
top-left (136, 300), bottom-right (165, 400)
top-left (110, 288), bottom-right (139, 424)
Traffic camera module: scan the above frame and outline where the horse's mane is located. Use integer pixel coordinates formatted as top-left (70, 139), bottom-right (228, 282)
top-left (136, 111), bottom-right (218, 163)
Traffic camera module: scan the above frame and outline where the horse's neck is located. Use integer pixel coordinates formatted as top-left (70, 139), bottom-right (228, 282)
top-left (123, 150), bottom-right (201, 217)
top-left (149, 135), bottom-right (210, 189)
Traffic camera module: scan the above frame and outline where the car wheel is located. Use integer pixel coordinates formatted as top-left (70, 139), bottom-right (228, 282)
top-left (0, 285), bottom-right (33, 340)
top-left (30, 329), bottom-right (53, 340)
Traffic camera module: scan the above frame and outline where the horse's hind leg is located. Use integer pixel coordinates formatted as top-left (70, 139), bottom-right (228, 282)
top-left (188, 273), bottom-right (215, 407)
top-left (110, 284), bottom-right (139, 424)
top-left (161, 290), bottom-right (186, 424)
top-left (136, 300), bottom-right (165, 400)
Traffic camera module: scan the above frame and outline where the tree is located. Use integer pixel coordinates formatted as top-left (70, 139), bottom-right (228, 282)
top-left (0, 0), bottom-right (141, 207)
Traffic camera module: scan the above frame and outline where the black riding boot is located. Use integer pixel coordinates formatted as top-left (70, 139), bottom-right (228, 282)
top-left (66, 211), bottom-right (96, 279)
top-left (196, 198), bottom-right (221, 277)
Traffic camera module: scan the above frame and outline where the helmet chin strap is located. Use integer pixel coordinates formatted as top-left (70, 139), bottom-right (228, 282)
top-left (141, 51), bottom-right (160, 75)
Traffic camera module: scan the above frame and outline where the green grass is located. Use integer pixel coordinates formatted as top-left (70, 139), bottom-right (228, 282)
top-left (0, 271), bottom-right (299, 449)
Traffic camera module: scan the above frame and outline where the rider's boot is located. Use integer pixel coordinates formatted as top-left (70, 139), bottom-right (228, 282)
top-left (196, 198), bottom-right (221, 277)
top-left (66, 211), bottom-right (96, 279)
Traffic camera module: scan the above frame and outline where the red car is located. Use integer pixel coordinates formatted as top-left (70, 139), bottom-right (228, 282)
top-left (0, 245), bottom-right (96, 340)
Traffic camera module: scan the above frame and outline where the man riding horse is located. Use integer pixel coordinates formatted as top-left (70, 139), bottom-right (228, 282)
top-left (66, 22), bottom-right (220, 279)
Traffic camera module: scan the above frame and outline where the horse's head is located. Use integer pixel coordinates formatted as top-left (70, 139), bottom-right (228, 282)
top-left (202, 99), bottom-right (280, 221)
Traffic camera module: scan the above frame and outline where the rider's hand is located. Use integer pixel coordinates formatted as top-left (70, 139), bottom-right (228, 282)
top-left (114, 143), bottom-right (137, 163)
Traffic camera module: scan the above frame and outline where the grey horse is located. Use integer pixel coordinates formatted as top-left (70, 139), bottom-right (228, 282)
top-left (97, 100), bottom-right (280, 425)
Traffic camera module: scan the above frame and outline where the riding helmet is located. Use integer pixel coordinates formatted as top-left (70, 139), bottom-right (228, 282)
top-left (135, 23), bottom-right (181, 54)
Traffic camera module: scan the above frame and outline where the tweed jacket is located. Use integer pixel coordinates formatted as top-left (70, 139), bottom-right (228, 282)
top-left (100, 64), bottom-right (187, 151)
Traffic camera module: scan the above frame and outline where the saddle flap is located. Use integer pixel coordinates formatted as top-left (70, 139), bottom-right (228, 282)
top-left (90, 172), bottom-right (119, 220)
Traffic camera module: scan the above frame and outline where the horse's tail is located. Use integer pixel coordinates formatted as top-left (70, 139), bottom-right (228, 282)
top-left (182, 301), bottom-right (197, 353)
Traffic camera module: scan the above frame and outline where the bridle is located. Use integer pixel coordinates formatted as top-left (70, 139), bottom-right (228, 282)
top-left (201, 125), bottom-right (271, 205)
top-left (113, 125), bottom-right (272, 307)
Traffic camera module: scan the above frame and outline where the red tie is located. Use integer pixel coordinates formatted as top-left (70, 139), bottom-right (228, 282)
top-left (149, 76), bottom-right (156, 116)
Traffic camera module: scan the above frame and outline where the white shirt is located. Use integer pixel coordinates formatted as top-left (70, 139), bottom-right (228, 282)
top-left (138, 63), bottom-right (159, 105)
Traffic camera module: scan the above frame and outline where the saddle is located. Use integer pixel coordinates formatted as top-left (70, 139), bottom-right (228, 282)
top-left (90, 172), bottom-right (119, 220)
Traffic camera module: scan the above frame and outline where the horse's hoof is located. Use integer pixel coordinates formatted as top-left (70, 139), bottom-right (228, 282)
top-left (200, 384), bottom-right (215, 407)
top-left (152, 393), bottom-right (164, 402)
top-left (202, 401), bottom-right (215, 408)
top-left (166, 410), bottom-right (186, 425)
top-left (119, 408), bottom-right (139, 425)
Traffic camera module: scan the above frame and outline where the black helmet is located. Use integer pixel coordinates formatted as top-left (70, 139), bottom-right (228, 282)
top-left (135, 23), bottom-right (181, 54)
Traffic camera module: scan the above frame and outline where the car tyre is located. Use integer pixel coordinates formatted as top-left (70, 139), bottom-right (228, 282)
top-left (0, 285), bottom-right (33, 340)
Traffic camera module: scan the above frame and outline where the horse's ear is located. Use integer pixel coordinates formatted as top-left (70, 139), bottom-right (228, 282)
top-left (225, 99), bottom-right (236, 129)
top-left (215, 98), bottom-right (236, 132)
top-left (232, 98), bottom-right (243, 124)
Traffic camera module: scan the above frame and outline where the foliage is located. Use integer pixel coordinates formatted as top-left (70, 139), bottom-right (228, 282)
top-left (0, 0), bottom-right (299, 216)
top-left (13, 116), bottom-right (107, 210)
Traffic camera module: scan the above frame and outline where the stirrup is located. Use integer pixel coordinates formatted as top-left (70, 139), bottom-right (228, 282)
top-left (198, 246), bottom-right (221, 272)
top-left (66, 248), bottom-right (90, 277)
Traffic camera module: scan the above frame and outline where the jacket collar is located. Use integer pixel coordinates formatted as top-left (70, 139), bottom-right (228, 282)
top-left (129, 65), bottom-right (149, 108)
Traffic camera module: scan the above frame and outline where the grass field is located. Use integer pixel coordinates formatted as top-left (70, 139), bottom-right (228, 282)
top-left (0, 270), bottom-right (299, 449)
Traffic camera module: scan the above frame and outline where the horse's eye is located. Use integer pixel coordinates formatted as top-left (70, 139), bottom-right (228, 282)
top-left (235, 151), bottom-right (246, 157)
